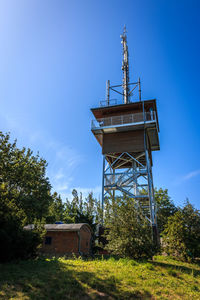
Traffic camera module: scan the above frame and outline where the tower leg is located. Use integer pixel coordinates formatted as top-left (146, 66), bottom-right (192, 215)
top-left (101, 151), bottom-right (159, 245)
top-left (101, 155), bottom-right (105, 223)
top-left (145, 149), bottom-right (155, 225)
top-left (152, 224), bottom-right (159, 248)
top-left (145, 149), bottom-right (160, 246)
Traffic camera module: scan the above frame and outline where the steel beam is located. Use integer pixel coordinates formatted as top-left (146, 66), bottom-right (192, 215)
top-left (102, 149), bottom-right (157, 228)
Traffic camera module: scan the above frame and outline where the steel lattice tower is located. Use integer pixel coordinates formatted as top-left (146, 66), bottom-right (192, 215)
top-left (91, 27), bottom-right (160, 240)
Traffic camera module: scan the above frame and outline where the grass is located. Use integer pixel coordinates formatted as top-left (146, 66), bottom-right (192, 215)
top-left (0, 255), bottom-right (200, 299)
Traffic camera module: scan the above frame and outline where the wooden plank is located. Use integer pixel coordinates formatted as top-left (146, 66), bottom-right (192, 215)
top-left (102, 130), bottom-right (145, 154)
top-left (91, 99), bottom-right (157, 120)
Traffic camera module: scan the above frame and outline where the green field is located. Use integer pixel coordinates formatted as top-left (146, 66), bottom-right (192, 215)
top-left (0, 255), bottom-right (200, 299)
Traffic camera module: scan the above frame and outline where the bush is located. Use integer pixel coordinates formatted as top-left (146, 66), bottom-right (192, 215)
top-left (0, 132), bottom-right (50, 262)
top-left (0, 194), bottom-right (44, 262)
top-left (104, 197), bottom-right (155, 259)
top-left (162, 201), bottom-right (200, 261)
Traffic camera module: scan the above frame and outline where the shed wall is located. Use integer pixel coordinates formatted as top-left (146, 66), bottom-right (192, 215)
top-left (80, 226), bottom-right (92, 254)
top-left (41, 231), bottom-right (79, 255)
top-left (40, 227), bottom-right (92, 256)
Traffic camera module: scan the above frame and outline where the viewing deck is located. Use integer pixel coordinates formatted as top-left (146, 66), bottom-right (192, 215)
top-left (90, 99), bottom-right (160, 152)
top-left (91, 111), bottom-right (158, 133)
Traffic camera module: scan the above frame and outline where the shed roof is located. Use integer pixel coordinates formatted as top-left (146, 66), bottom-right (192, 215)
top-left (24, 223), bottom-right (91, 232)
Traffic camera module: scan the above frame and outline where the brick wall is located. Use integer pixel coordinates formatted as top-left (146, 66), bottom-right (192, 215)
top-left (41, 231), bottom-right (79, 255)
top-left (40, 227), bottom-right (92, 256)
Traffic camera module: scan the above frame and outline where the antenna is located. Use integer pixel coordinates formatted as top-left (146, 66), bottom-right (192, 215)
top-left (106, 80), bottom-right (110, 106)
top-left (120, 25), bottom-right (130, 104)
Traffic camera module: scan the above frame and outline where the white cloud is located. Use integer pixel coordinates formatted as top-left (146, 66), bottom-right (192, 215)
top-left (0, 111), bottom-right (83, 198)
top-left (1, 114), bottom-right (102, 202)
top-left (54, 170), bottom-right (65, 181)
top-left (182, 169), bottom-right (200, 181)
top-left (47, 144), bottom-right (83, 198)
top-left (174, 169), bottom-right (200, 185)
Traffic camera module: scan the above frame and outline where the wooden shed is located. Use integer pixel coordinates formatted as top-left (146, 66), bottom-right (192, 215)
top-left (24, 223), bottom-right (92, 256)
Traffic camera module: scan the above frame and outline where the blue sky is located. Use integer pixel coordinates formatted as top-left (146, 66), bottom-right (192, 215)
top-left (0, 0), bottom-right (200, 208)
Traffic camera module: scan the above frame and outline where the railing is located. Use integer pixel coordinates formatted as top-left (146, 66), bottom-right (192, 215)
top-left (99, 98), bottom-right (141, 107)
top-left (99, 99), bottom-right (119, 107)
top-left (91, 111), bottom-right (156, 130)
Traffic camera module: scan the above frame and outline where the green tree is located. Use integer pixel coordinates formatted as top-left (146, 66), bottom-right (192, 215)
top-left (61, 189), bottom-right (102, 229)
top-left (95, 197), bottom-right (103, 224)
top-left (0, 132), bottom-right (52, 223)
top-left (46, 192), bottom-right (65, 223)
top-left (65, 189), bottom-right (85, 224)
top-left (155, 188), bottom-right (177, 233)
top-left (0, 182), bottom-right (44, 262)
top-left (162, 200), bottom-right (200, 261)
top-left (0, 132), bottom-right (52, 261)
top-left (62, 199), bottom-right (76, 223)
top-left (104, 196), bottom-right (154, 259)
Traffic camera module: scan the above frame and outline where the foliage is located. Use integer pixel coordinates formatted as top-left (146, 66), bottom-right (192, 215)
top-left (155, 188), bottom-right (177, 233)
top-left (0, 184), bottom-right (44, 262)
top-left (0, 132), bottom-right (51, 262)
top-left (104, 196), bottom-right (154, 259)
top-left (46, 188), bottom-right (103, 252)
top-left (0, 256), bottom-right (200, 299)
top-left (47, 189), bottom-right (102, 231)
top-left (0, 132), bottom-right (52, 223)
top-left (162, 200), bottom-right (200, 261)
top-left (46, 192), bottom-right (65, 223)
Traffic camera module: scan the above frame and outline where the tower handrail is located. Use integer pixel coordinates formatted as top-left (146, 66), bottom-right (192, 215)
top-left (91, 111), bottom-right (157, 129)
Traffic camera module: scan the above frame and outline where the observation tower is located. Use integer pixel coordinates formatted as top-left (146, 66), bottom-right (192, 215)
top-left (91, 27), bottom-right (160, 239)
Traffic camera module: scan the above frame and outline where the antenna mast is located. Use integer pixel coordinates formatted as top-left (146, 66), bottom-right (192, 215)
top-left (121, 25), bottom-right (130, 104)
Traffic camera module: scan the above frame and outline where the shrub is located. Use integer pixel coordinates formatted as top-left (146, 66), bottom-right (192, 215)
top-left (162, 201), bottom-right (200, 261)
top-left (104, 197), bottom-right (154, 259)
